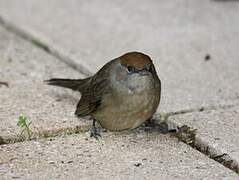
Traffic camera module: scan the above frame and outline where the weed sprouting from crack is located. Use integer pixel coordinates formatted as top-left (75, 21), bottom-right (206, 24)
top-left (17, 114), bottom-right (33, 140)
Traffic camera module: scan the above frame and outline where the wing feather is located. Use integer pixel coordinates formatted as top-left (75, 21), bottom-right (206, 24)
top-left (75, 78), bottom-right (108, 117)
top-left (74, 59), bottom-right (115, 117)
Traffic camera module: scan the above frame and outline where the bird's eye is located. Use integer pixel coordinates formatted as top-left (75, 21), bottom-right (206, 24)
top-left (127, 66), bottom-right (134, 72)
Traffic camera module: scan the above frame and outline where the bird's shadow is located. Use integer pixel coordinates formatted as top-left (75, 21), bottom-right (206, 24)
top-left (98, 118), bottom-right (177, 137)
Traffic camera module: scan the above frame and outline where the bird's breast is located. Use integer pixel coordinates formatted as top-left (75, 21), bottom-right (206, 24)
top-left (93, 75), bottom-right (160, 131)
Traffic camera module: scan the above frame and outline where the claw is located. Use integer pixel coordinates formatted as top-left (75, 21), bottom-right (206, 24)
top-left (90, 119), bottom-right (101, 140)
top-left (90, 127), bottom-right (101, 139)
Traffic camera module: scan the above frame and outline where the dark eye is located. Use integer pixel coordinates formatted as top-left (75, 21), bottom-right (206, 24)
top-left (127, 66), bottom-right (135, 72)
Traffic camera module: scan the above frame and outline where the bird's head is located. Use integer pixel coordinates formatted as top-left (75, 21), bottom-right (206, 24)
top-left (119, 52), bottom-right (156, 76)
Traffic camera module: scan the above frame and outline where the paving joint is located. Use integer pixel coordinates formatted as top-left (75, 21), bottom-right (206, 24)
top-left (158, 112), bottom-right (239, 174)
top-left (1, 102), bottom-right (237, 145)
top-left (0, 15), bottom-right (93, 77)
top-left (160, 103), bottom-right (239, 120)
top-left (187, 132), bottom-right (239, 174)
top-left (0, 124), bottom-right (91, 146)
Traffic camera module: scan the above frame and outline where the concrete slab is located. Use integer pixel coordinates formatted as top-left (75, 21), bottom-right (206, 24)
top-left (0, 0), bottom-right (239, 113)
top-left (0, 130), bottom-right (238, 179)
top-left (0, 26), bottom-right (90, 141)
top-left (169, 105), bottom-right (239, 166)
top-left (0, 2), bottom-right (238, 177)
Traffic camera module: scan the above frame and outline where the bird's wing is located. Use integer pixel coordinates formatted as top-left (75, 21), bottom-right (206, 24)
top-left (75, 78), bottom-right (108, 117)
top-left (74, 59), bottom-right (115, 117)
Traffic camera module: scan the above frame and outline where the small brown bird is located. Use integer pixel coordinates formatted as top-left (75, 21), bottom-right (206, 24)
top-left (45, 52), bottom-right (161, 137)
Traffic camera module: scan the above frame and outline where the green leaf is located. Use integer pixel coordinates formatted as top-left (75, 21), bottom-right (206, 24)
top-left (17, 115), bottom-right (26, 127)
top-left (17, 114), bottom-right (33, 140)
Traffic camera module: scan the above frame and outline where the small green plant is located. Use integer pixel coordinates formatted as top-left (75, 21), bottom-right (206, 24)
top-left (17, 114), bottom-right (33, 140)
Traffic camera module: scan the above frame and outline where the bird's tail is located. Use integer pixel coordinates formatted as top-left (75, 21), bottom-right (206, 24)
top-left (44, 78), bottom-right (91, 91)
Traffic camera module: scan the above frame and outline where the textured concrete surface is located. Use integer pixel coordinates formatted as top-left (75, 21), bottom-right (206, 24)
top-left (0, 0), bottom-right (239, 113)
top-left (0, 0), bottom-right (239, 179)
top-left (169, 105), bottom-right (239, 164)
top-left (0, 26), bottom-right (90, 139)
top-left (0, 130), bottom-right (238, 180)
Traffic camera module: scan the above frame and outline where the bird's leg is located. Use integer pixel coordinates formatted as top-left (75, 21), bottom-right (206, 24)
top-left (90, 119), bottom-right (101, 139)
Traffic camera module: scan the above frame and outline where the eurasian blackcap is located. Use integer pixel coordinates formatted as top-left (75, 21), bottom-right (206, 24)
top-left (45, 52), bottom-right (161, 137)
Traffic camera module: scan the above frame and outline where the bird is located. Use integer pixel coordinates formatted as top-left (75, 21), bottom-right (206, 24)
top-left (45, 52), bottom-right (161, 138)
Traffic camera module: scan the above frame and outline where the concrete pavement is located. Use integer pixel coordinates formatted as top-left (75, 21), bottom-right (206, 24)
top-left (0, 0), bottom-right (239, 179)
top-left (169, 105), bottom-right (239, 171)
top-left (0, 26), bottom-right (90, 143)
top-left (0, 0), bottom-right (239, 113)
top-left (0, 24), bottom-right (237, 179)
top-left (0, 131), bottom-right (238, 180)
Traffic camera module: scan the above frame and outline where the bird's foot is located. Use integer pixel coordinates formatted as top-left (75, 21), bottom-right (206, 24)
top-left (90, 126), bottom-right (101, 140)
top-left (144, 118), bottom-right (156, 128)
